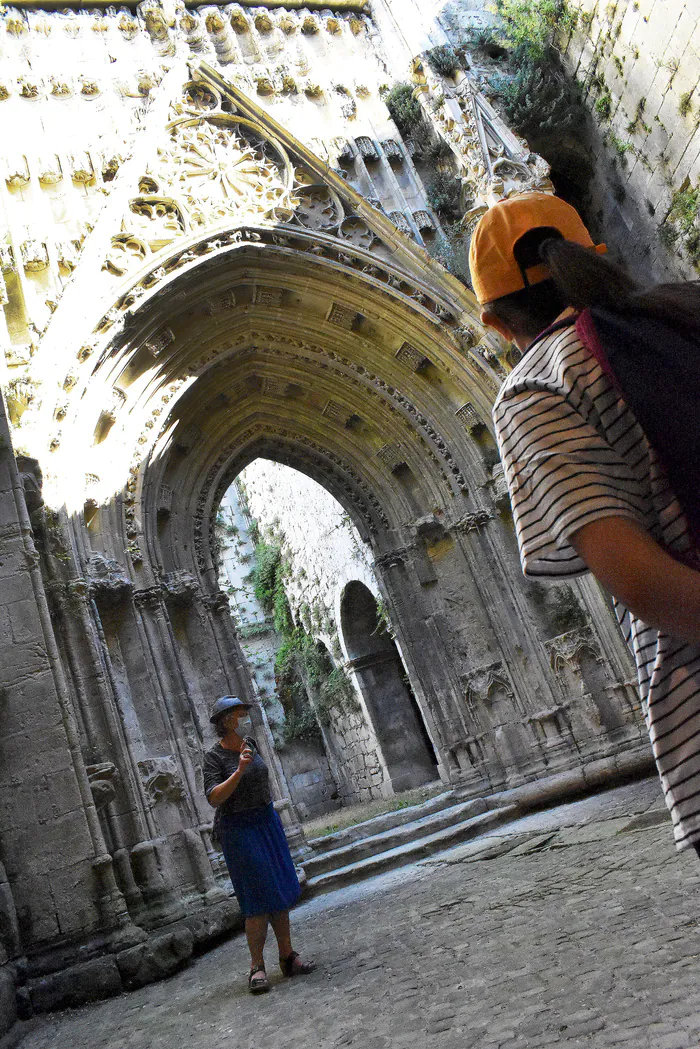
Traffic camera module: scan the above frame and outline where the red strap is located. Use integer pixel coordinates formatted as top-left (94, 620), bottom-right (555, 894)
top-left (575, 309), bottom-right (624, 395)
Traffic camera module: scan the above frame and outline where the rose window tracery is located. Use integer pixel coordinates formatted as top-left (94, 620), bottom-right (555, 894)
top-left (157, 117), bottom-right (293, 226)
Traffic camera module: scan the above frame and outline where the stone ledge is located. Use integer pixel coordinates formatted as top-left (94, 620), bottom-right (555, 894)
top-left (25, 898), bottom-right (243, 1013)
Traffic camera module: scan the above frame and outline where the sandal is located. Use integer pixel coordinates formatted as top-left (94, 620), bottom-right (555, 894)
top-left (279, 950), bottom-right (317, 977)
top-left (248, 964), bottom-right (270, 994)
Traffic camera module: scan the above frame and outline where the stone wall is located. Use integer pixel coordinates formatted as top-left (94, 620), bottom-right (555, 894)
top-left (240, 459), bottom-right (395, 803)
top-left (217, 483), bottom-right (341, 821)
top-left (560, 0), bottom-right (700, 282)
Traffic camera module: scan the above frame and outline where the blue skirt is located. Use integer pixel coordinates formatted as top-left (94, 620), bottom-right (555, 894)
top-left (218, 802), bottom-right (301, 919)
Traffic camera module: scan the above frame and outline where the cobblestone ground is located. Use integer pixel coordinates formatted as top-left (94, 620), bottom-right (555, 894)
top-left (20, 778), bottom-right (700, 1049)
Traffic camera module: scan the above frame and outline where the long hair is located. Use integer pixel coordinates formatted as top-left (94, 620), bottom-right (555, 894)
top-left (486, 235), bottom-right (700, 342)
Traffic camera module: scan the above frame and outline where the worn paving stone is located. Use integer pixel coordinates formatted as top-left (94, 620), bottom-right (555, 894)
top-left (18, 779), bottom-right (700, 1049)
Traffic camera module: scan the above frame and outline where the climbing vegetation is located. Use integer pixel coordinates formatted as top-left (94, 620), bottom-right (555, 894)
top-left (250, 532), bottom-right (360, 744)
top-left (661, 184), bottom-right (700, 266)
top-left (425, 44), bottom-right (459, 78)
top-left (385, 83), bottom-right (423, 137)
top-left (480, 1), bottom-right (585, 140)
top-left (493, 0), bottom-right (578, 62)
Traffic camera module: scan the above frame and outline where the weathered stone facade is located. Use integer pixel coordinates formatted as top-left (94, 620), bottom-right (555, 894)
top-left (0, 0), bottom-right (655, 1033)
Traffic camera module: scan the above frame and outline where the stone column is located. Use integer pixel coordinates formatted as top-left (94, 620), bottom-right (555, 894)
top-left (0, 392), bottom-right (140, 962)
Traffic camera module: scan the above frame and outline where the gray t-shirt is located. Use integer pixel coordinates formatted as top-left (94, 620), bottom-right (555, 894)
top-left (202, 738), bottom-right (271, 817)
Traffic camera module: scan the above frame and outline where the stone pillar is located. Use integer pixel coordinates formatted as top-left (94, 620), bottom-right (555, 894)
top-left (0, 391), bottom-right (138, 967)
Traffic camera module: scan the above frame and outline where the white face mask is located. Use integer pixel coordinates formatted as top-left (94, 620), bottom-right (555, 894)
top-left (236, 715), bottom-right (252, 735)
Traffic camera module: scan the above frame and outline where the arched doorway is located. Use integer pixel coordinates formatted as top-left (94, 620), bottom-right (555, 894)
top-left (341, 581), bottom-right (438, 792)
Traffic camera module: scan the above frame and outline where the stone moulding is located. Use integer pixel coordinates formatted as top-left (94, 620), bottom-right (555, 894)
top-left (86, 554), bottom-right (133, 606)
top-left (451, 509), bottom-right (494, 534)
top-left (161, 571), bottom-right (199, 606)
top-left (544, 628), bottom-right (601, 678)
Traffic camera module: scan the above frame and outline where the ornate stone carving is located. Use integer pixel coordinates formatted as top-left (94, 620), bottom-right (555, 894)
top-left (254, 286), bottom-right (283, 308)
top-left (452, 509), bottom-right (494, 534)
top-left (204, 8), bottom-right (237, 63)
top-left (157, 483), bottom-right (172, 514)
top-left (395, 342), bottom-right (432, 371)
top-left (327, 303), bottom-right (357, 329)
top-left (38, 155), bottom-right (63, 185)
top-left (339, 217), bottom-right (373, 249)
top-left (545, 630), bottom-right (601, 678)
top-left (161, 570), bottom-right (199, 605)
top-left (86, 554), bottom-right (133, 606)
top-left (455, 402), bottom-right (483, 432)
top-left (145, 326), bottom-right (175, 358)
top-left (104, 235), bottom-right (148, 276)
top-left (462, 661), bottom-right (514, 708)
top-left (322, 399), bottom-right (352, 426)
top-left (117, 12), bottom-right (139, 39)
top-left (138, 757), bottom-right (185, 803)
top-left (128, 198), bottom-right (184, 249)
top-left (413, 210), bottom-right (435, 232)
top-left (140, 0), bottom-right (175, 56)
top-left (6, 154), bottom-right (30, 190)
top-left (21, 239), bottom-right (49, 272)
top-left (86, 762), bottom-right (119, 809)
top-left (295, 185), bottom-right (343, 230)
top-left (70, 152), bottom-right (94, 183)
top-left (388, 210), bottom-right (412, 235)
top-left (490, 463), bottom-right (510, 510)
top-left (354, 136), bottom-right (378, 161)
top-left (383, 139), bottom-right (403, 162)
top-left (374, 547), bottom-right (410, 570)
top-left (157, 117), bottom-right (292, 227)
top-left (377, 443), bottom-right (406, 469)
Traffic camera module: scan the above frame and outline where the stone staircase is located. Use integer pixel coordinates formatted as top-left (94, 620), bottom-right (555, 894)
top-left (300, 789), bottom-right (519, 896)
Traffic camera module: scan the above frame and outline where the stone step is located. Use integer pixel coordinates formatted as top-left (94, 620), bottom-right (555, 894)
top-left (306, 787), bottom-right (459, 856)
top-left (303, 804), bottom-right (519, 896)
top-left (303, 796), bottom-right (495, 878)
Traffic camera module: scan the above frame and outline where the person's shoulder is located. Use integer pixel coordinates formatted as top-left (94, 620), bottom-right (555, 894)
top-left (203, 743), bottom-right (224, 764)
top-left (496, 323), bottom-right (584, 404)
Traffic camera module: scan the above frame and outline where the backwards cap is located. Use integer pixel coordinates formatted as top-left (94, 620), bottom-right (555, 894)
top-left (468, 192), bottom-right (605, 305)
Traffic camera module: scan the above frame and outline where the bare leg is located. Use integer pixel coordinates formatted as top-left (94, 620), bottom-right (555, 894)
top-left (269, 910), bottom-right (293, 958)
top-left (270, 911), bottom-right (316, 974)
top-left (245, 915), bottom-right (268, 969)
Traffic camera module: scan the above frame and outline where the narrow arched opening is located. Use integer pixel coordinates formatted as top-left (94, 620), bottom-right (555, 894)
top-left (340, 580), bottom-right (438, 792)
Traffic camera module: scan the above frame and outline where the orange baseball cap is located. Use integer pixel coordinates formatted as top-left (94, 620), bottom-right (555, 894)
top-left (468, 192), bottom-right (606, 305)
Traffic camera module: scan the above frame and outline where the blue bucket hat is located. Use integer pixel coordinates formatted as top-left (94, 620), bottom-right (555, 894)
top-left (209, 696), bottom-right (252, 724)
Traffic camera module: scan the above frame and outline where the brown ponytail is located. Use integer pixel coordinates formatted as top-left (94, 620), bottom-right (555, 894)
top-left (486, 235), bottom-right (700, 342)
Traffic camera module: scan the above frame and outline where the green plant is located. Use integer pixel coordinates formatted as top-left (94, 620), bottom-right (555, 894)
top-left (595, 93), bottom-right (612, 120)
top-left (385, 82), bottom-right (423, 136)
top-left (490, 54), bottom-right (585, 139)
top-left (373, 598), bottom-right (395, 639)
top-left (426, 170), bottom-right (461, 219)
top-left (679, 91), bottom-right (694, 117)
top-left (493, 0), bottom-right (577, 62)
top-left (608, 132), bottom-right (634, 158)
top-left (426, 44), bottom-right (459, 77)
top-left (662, 183), bottom-right (700, 265)
top-left (282, 704), bottom-right (323, 745)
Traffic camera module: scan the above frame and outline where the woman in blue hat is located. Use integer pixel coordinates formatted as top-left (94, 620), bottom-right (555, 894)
top-left (203, 696), bottom-right (316, 993)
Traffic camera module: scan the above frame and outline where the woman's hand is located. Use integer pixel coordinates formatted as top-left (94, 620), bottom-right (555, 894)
top-left (238, 746), bottom-right (254, 771)
top-left (207, 747), bottom-right (254, 807)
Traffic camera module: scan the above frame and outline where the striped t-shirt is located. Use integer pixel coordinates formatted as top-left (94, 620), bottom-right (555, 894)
top-left (493, 321), bottom-right (700, 852)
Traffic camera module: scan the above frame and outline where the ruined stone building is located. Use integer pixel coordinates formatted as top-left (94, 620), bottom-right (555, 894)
top-left (0, 0), bottom-right (696, 1030)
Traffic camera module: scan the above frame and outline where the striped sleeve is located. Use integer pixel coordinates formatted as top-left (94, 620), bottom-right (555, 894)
top-left (494, 384), bottom-right (649, 579)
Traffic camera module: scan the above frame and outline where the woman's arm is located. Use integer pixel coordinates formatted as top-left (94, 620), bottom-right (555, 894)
top-left (207, 747), bottom-right (254, 808)
top-left (570, 515), bottom-right (700, 645)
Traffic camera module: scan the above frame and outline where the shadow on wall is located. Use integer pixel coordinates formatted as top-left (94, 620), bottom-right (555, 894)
top-left (340, 580), bottom-right (438, 792)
